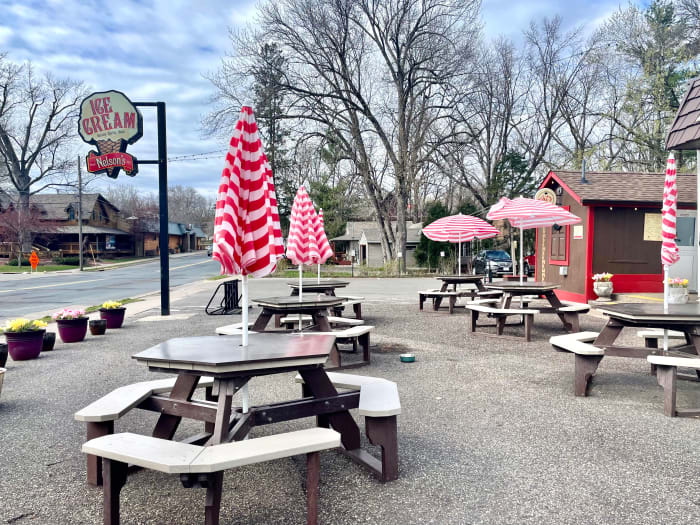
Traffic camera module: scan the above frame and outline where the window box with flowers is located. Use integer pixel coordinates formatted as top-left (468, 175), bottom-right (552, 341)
top-left (53, 309), bottom-right (88, 343)
top-left (1, 318), bottom-right (48, 361)
top-left (99, 301), bottom-right (127, 329)
top-left (592, 273), bottom-right (613, 301)
top-left (667, 278), bottom-right (689, 304)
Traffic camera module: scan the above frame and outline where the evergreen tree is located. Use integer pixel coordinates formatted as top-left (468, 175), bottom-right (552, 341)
top-left (415, 202), bottom-right (452, 270)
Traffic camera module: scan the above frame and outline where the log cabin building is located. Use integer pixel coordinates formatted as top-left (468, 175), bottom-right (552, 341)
top-left (535, 170), bottom-right (697, 303)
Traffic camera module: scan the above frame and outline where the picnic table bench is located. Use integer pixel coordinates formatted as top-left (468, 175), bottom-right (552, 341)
top-left (647, 355), bottom-right (700, 417)
top-left (295, 371), bottom-right (400, 481)
top-left (466, 304), bottom-right (539, 341)
top-left (549, 332), bottom-right (604, 396)
top-left (83, 427), bottom-right (340, 525)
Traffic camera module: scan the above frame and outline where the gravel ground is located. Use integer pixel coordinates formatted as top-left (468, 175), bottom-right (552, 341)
top-left (1, 279), bottom-right (700, 524)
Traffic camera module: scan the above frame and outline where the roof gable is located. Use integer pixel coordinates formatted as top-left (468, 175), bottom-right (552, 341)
top-left (666, 77), bottom-right (700, 151)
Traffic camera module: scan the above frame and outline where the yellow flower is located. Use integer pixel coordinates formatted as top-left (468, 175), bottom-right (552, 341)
top-left (2, 318), bottom-right (45, 332)
top-left (33, 320), bottom-right (48, 329)
top-left (102, 300), bottom-right (123, 309)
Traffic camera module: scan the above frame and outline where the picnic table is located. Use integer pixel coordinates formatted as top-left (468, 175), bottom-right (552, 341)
top-left (288, 279), bottom-right (349, 296)
top-left (594, 303), bottom-right (700, 359)
top-left (485, 281), bottom-right (583, 331)
top-left (437, 275), bottom-right (487, 292)
top-left (124, 334), bottom-right (395, 520)
top-left (252, 295), bottom-right (344, 332)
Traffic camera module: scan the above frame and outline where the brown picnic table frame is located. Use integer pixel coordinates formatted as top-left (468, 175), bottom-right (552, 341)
top-left (87, 334), bottom-right (399, 525)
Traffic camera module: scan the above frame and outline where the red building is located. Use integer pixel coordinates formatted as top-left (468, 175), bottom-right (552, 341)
top-left (535, 170), bottom-right (697, 303)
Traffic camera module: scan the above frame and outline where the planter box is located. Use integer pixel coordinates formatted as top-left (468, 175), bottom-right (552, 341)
top-left (99, 307), bottom-right (126, 329)
top-left (5, 330), bottom-right (45, 360)
top-left (57, 318), bottom-right (88, 343)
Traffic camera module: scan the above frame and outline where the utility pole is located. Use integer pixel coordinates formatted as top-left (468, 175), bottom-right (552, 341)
top-left (77, 155), bottom-right (84, 271)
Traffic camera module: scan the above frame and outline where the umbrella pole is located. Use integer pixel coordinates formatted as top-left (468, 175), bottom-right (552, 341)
top-left (520, 228), bottom-right (524, 285)
top-left (664, 265), bottom-right (669, 352)
top-left (299, 264), bottom-right (303, 333)
top-left (458, 236), bottom-right (461, 277)
top-left (241, 274), bottom-right (249, 413)
top-left (317, 263), bottom-right (321, 284)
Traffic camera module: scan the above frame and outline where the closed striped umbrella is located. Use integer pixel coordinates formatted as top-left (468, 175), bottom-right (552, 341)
top-left (487, 197), bottom-right (581, 283)
top-left (213, 106), bottom-right (284, 411)
top-left (661, 153), bottom-right (679, 267)
top-left (662, 154), bottom-right (679, 349)
top-left (422, 214), bottom-right (499, 275)
top-left (287, 186), bottom-right (319, 266)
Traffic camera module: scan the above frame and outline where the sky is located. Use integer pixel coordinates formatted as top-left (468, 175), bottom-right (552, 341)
top-left (0, 0), bottom-right (629, 199)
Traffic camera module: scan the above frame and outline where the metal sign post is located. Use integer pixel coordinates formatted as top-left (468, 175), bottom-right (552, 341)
top-left (134, 102), bottom-right (169, 316)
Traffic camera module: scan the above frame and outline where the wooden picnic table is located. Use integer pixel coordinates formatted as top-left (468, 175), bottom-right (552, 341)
top-left (595, 303), bottom-right (700, 360)
top-left (437, 275), bottom-right (487, 292)
top-left (252, 295), bottom-right (344, 332)
top-left (129, 334), bottom-right (397, 519)
top-left (287, 279), bottom-right (350, 296)
top-left (485, 281), bottom-right (582, 332)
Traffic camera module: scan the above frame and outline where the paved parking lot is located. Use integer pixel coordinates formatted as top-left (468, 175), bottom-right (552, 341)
top-left (1, 277), bottom-right (699, 524)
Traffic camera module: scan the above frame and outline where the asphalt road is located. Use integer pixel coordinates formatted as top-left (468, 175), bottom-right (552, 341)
top-left (0, 252), bottom-right (220, 317)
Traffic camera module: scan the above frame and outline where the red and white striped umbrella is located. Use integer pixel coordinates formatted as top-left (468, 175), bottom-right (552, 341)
top-left (422, 214), bottom-right (499, 276)
top-left (661, 153), bottom-right (679, 267)
top-left (213, 106), bottom-right (284, 278)
top-left (486, 197), bottom-right (581, 229)
top-left (287, 186), bottom-right (319, 266)
top-left (422, 214), bottom-right (499, 242)
top-left (487, 196), bottom-right (581, 282)
top-left (312, 208), bottom-right (333, 264)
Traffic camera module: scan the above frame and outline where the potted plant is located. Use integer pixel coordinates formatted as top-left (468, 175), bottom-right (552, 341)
top-left (667, 278), bottom-right (689, 304)
top-left (1, 318), bottom-right (48, 360)
top-left (592, 273), bottom-right (614, 301)
top-left (89, 319), bottom-right (107, 335)
top-left (99, 300), bottom-right (126, 329)
top-left (0, 343), bottom-right (7, 367)
top-left (42, 332), bottom-right (56, 351)
top-left (53, 308), bottom-right (88, 343)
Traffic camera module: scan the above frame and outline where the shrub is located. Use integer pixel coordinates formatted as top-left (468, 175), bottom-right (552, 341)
top-left (56, 256), bottom-right (80, 266)
top-left (6, 258), bottom-right (31, 266)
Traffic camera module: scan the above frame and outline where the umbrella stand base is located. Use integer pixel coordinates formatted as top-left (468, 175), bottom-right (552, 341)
top-left (205, 280), bottom-right (242, 315)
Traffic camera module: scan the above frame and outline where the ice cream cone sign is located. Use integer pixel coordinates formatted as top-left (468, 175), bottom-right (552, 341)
top-left (78, 90), bottom-right (143, 178)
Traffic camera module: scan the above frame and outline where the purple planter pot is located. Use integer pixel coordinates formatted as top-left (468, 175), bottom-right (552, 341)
top-left (56, 318), bottom-right (88, 343)
top-left (5, 330), bottom-right (45, 361)
top-left (99, 308), bottom-right (126, 329)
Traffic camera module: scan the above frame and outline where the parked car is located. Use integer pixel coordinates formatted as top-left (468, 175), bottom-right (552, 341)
top-left (472, 250), bottom-right (513, 275)
top-left (523, 254), bottom-right (535, 276)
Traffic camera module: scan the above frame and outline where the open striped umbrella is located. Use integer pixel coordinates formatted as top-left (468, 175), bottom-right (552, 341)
top-left (313, 208), bottom-right (333, 282)
top-left (213, 106), bottom-right (284, 408)
top-left (661, 153), bottom-right (679, 349)
top-left (487, 197), bottom-right (581, 283)
top-left (422, 214), bottom-right (499, 275)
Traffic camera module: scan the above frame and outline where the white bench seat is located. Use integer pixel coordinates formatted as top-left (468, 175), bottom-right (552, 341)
top-left (559, 303), bottom-right (590, 313)
top-left (549, 332), bottom-right (603, 355)
top-left (295, 371), bottom-right (401, 417)
top-left (75, 377), bottom-right (215, 423)
top-left (466, 305), bottom-right (538, 315)
top-left (83, 428), bottom-right (340, 524)
top-left (549, 331), bottom-right (604, 396)
top-left (638, 329), bottom-right (686, 350)
top-left (215, 322), bottom-right (255, 335)
top-left (646, 355), bottom-right (700, 417)
top-left (304, 326), bottom-right (374, 368)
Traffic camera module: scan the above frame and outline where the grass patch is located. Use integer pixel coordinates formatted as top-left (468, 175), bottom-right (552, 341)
top-left (0, 264), bottom-right (76, 273)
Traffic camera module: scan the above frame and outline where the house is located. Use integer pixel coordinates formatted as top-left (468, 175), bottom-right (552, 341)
top-left (535, 169), bottom-right (697, 303)
top-left (331, 221), bottom-right (423, 267)
top-left (0, 193), bottom-right (133, 257)
top-left (132, 219), bottom-right (206, 256)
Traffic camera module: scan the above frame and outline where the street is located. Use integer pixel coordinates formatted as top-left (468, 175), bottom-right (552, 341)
top-left (0, 252), bottom-right (220, 317)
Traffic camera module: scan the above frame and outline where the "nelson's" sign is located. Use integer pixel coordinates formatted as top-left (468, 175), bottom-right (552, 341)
top-left (78, 90), bottom-right (143, 178)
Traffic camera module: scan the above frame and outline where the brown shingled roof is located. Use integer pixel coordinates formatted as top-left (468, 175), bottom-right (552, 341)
top-left (666, 77), bottom-right (700, 150)
top-left (549, 170), bottom-right (697, 206)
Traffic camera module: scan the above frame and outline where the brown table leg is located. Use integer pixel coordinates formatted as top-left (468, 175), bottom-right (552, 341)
top-left (152, 374), bottom-right (199, 440)
top-left (86, 420), bottom-right (113, 486)
top-left (475, 280), bottom-right (486, 292)
top-left (440, 282), bottom-right (448, 292)
top-left (299, 368), bottom-right (361, 450)
top-left (252, 308), bottom-right (274, 331)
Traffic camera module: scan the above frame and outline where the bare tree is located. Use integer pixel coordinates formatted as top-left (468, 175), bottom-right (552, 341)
top-left (0, 55), bottom-right (87, 250)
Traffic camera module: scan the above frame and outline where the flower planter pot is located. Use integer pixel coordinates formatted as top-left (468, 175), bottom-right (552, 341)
top-left (593, 281), bottom-right (613, 301)
top-left (89, 319), bottom-right (107, 335)
top-left (56, 318), bottom-right (88, 343)
top-left (0, 367), bottom-right (5, 401)
top-left (5, 330), bottom-right (45, 360)
top-left (668, 287), bottom-right (689, 304)
top-left (99, 307), bottom-right (126, 329)
top-left (0, 343), bottom-right (7, 368)
top-left (42, 332), bottom-right (56, 351)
